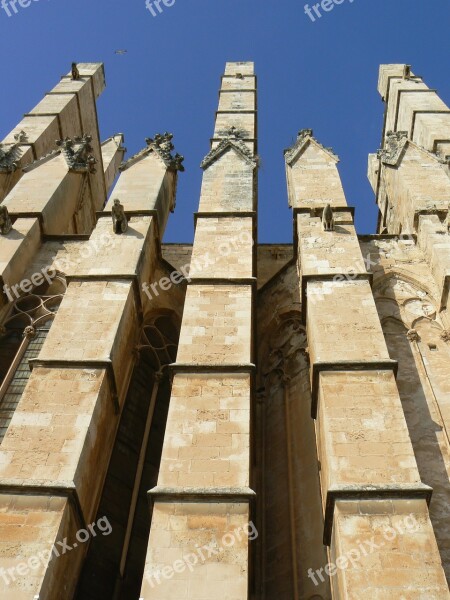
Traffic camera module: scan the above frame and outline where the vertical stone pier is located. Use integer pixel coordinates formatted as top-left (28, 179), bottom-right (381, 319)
top-left (285, 129), bottom-right (449, 598)
top-left (0, 67), bottom-right (182, 598)
top-left (141, 61), bottom-right (258, 600)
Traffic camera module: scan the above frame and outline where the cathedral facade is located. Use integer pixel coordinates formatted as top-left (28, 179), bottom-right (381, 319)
top-left (0, 61), bottom-right (449, 599)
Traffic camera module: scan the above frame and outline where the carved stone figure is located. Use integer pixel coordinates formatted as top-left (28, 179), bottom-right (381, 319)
top-left (23, 326), bottom-right (36, 339)
top-left (56, 134), bottom-right (97, 173)
top-left (0, 133), bottom-right (26, 172)
top-left (144, 133), bottom-right (185, 172)
top-left (71, 62), bottom-right (80, 80)
top-left (406, 329), bottom-right (420, 342)
top-left (0, 205), bottom-right (12, 235)
top-left (377, 131), bottom-right (408, 165)
top-left (322, 203), bottom-right (334, 231)
top-left (441, 330), bottom-right (450, 343)
top-left (112, 199), bottom-right (128, 234)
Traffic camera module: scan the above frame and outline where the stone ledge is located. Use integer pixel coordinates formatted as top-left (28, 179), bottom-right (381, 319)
top-left (358, 233), bottom-right (418, 242)
top-left (0, 480), bottom-right (86, 530)
top-left (170, 363), bottom-right (256, 374)
top-left (215, 110), bottom-right (256, 114)
top-left (43, 234), bottom-right (91, 242)
top-left (96, 209), bottom-right (158, 219)
top-left (323, 483), bottom-right (433, 545)
top-left (194, 211), bottom-right (256, 226)
top-left (188, 277), bottom-right (257, 286)
top-left (293, 206), bottom-right (355, 217)
top-left (148, 486), bottom-right (256, 505)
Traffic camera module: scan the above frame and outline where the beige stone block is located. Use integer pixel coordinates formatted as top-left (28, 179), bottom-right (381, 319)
top-left (142, 502), bottom-right (250, 600)
top-left (331, 499), bottom-right (450, 598)
top-left (0, 218), bottom-right (41, 298)
top-left (317, 371), bottom-right (420, 496)
top-left (0, 494), bottom-right (85, 600)
top-left (0, 368), bottom-right (115, 522)
top-left (177, 285), bottom-right (252, 365)
top-left (198, 148), bottom-right (255, 213)
top-left (190, 217), bottom-right (254, 279)
top-left (307, 279), bottom-right (390, 364)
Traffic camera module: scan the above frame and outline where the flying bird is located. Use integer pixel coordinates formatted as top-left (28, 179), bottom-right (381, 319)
top-left (114, 50), bottom-right (128, 55)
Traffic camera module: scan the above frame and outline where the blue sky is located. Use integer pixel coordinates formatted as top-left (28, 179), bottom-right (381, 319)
top-left (1, 0), bottom-right (450, 242)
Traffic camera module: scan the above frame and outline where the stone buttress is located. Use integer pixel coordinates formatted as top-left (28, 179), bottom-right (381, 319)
top-left (140, 61), bottom-right (258, 600)
top-left (0, 64), bottom-right (183, 600)
top-left (285, 128), bottom-right (450, 598)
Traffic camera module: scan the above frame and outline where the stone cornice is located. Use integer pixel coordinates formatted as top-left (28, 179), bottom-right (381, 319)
top-left (148, 486), bottom-right (256, 503)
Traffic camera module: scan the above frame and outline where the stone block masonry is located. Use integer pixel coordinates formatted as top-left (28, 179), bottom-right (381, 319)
top-left (141, 61), bottom-right (258, 600)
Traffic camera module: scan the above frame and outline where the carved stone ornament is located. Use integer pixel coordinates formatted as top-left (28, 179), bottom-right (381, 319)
top-left (262, 315), bottom-right (309, 386)
top-left (440, 330), bottom-right (450, 343)
top-left (0, 131), bottom-right (27, 173)
top-left (112, 199), bottom-right (128, 234)
top-left (216, 126), bottom-right (246, 140)
top-left (23, 325), bottom-right (36, 339)
top-left (120, 133), bottom-right (184, 173)
top-left (145, 133), bottom-right (185, 171)
top-left (377, 131), bottom-right (408, 166)
top-left (406, 329), bottom-right (420, 342)
top-left (284, 128), bottom-right (338, 166)
top-left (322, 203), bottom-right (334, 232)
top-left (201, 126), bottom-right (258, 170)
top-left (0, 205), bottom-right (12, 235)
top-left (56, 134), bottom-right (97, 174)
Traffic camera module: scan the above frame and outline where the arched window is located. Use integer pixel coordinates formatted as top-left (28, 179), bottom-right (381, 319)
top-left (0, 274), bottom-right (66, 442)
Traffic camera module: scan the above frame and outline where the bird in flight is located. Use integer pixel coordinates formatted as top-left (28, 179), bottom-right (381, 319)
top-left (114, 50), bottom-right (128, 55)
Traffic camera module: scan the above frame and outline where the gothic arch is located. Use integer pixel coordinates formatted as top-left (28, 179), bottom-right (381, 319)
top-left (373, 272), bottom-right (446, 337)
top-left (258, 309), bottom-right (308, 389)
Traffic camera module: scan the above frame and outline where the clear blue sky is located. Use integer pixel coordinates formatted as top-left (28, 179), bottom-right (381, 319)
top-left (1, 0), bottom-right (450, 242)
